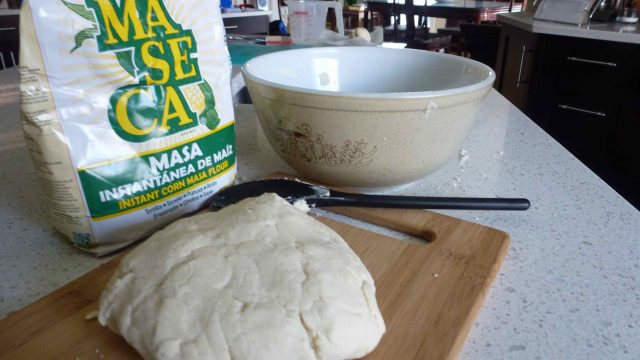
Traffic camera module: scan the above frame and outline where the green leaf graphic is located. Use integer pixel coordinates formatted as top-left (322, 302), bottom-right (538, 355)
top-left (115, 50), bottom-right (137, 78)
top-left (202, 108), bottom-right (220, 130)
top-left (61, 0), bottom-right (97, 24)
top-left (71, 26), bottom-right (99, 53)
top-left (198, 81), bottom-right (220, 130)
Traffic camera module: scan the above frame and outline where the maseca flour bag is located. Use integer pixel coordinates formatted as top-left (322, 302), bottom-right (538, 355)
top-left (20, 0), bottom-right (237, 255)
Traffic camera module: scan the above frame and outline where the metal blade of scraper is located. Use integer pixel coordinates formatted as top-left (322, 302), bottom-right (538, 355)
top-left (207, 179), bottom-right (531, 211)
top-left (208, 179), bottom-right (329, 210)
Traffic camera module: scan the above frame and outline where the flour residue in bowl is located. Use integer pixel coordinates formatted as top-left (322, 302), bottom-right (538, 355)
top-left (424, 102), bottom-right (438, 118)
top-left (318, 72), bottom-right (331, 86)
top-left (277, 66), bottom-right (297, 78)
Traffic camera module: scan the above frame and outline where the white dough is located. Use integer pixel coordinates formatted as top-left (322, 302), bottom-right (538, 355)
top-left (99, 193), bottom-right (385, 360)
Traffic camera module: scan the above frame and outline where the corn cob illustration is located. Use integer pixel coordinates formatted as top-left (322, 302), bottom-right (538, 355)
top-left (62, 0), bottom-right (220, 131)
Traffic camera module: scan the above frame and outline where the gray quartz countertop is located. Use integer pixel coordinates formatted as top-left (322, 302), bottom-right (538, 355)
top-left (498, 11), bottom-right (640, 44)
top-left (1, 67), bottom-right (639, 359)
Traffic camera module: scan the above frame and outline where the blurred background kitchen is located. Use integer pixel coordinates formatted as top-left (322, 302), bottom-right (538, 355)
top-left (1, 0), bottom-right (638, 210)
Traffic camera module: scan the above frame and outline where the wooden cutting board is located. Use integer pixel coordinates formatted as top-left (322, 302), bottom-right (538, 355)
top-left (0, 207), bottom-right (509, 360)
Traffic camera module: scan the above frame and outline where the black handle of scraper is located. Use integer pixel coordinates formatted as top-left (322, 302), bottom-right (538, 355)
top-left (307, 190), bottom-right (531, 211)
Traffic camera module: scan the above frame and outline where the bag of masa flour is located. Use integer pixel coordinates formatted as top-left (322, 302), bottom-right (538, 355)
top-left (20, 0), bottom-right (237, 255)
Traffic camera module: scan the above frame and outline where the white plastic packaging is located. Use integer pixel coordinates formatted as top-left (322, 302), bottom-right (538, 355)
top-left (20, 0), bottom-right (237, 255)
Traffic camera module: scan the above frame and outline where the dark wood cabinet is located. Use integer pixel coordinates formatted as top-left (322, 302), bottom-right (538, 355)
top-left (530, 36), bottom-right (638, 155)
top-left (496, 22), bottom-right (640, 208)
top-left (495, 23), bottom-right (537, 110)
top-left (0, 13), bottom-right (19, 69)
top-left (222, 14), bottom-right (270, 35)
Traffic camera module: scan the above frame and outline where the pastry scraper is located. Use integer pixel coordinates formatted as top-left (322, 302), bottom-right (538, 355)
top-left (208, 179), bottom-right (530, 211)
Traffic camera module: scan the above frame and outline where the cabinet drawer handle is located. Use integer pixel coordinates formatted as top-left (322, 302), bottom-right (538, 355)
top-left (0, 27), bottom-right (17, 31)
top-left (566, 56), bottom-right (617, 67)
top-left (224, 25), bottom-right (239, 29)
top-left (516, 45), bottom-right (533, 88)
top-left (558, 104), bottom-right (606, 117)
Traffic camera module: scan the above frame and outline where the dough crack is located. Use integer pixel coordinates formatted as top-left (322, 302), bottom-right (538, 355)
top-left (299, 312), bottom-right (320, 359)
top-left (361, 281), bottom-right (372, 310)
top-left (217, 321), bottom-right (234, 360)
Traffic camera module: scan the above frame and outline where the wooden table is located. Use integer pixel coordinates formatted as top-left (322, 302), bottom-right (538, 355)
top-left (338, 8), bottom-right (383, 30)
top-left (365, 0), bottom-right (522, 39)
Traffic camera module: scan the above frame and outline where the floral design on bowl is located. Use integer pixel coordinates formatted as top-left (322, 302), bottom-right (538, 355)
top-left (275, 120), bottom-right (377, 169)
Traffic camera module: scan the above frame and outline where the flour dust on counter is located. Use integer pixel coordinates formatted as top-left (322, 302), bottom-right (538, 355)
top-left (99, 193), bottom-right (386, 360)
top-left (19, 0), bottom-right (236, 255)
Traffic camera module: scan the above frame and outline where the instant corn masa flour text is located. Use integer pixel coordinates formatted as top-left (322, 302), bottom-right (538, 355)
top-left (20, 0), bottom-right (237, 255)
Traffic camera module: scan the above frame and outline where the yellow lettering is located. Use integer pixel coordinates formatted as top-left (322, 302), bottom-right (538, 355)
top-left (117, 190), bottom-right (160, 210)
top-left (118, 198), bottom-right (131, 210)
top-left (141, 41), bottom-right (170, 85)
top-left (160, 86), bottom-right (193, 131)
top-left (115, 88), bottom-right (157, 136)
top-left (95, 0), bottom-right (147, 45)
top-left (215, 160), bottom-right (229, 173)
top-left (147, 0), bottom-right (179, 37)
top-left (186, 171), bottom-right (207, 185)
top-left (161, 180), bottom-right (186, 196)
top-left (166, 36), bottom-right (197, 81)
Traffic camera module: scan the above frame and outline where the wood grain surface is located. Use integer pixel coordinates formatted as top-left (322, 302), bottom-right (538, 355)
top-left (0, 207), bottom-right (509, 360)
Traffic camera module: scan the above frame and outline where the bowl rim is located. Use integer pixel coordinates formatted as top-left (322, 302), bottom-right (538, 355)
top-left (241, 46), bottom-right (496, 99)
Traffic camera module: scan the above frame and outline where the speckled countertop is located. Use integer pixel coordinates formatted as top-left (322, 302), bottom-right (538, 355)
top-left (1, 66), bottom-right (639, 359)
top-left (498, 11), bottom-right (640, 44)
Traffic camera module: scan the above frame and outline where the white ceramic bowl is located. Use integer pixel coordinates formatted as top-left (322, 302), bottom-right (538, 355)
top-left (242, 46), bottom-right (495, 189)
